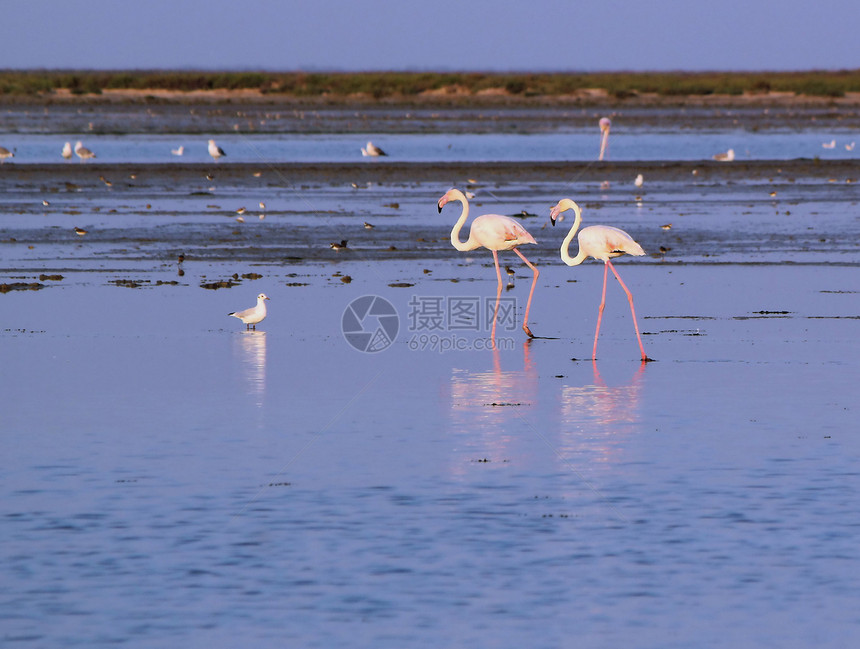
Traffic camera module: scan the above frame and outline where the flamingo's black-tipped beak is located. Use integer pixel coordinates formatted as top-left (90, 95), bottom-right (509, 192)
top-left (437, 202), bottom-right (443, 214)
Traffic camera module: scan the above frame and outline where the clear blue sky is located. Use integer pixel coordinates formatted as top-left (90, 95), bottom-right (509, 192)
top-left (5, 0), bottom-right (858, 71)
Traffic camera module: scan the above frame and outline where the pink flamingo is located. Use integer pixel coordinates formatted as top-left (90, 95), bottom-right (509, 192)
top-left (598, 117), bottom-right (611, 161)
top-left (550, 198), bottom-right (648, 361)
top-left (438, 188), bottom-right (539, 338)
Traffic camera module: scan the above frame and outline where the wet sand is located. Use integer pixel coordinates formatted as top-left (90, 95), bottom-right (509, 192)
top-left (1, 159), bottom-right (858, 276)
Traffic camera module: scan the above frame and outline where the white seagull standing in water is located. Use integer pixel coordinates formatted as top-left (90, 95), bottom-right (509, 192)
top-left (361, 141), bottom-right (387, 157)
top-left (208, 139), bottom-right (226, 160)
top-left (74, 141), bottom-right (96, 161)
top-left (228, 293), bottom-right (270, 330)
top-left (62, 142), bottom-right (73, 160)
top-left (712, 148), bottom-right (735, 162)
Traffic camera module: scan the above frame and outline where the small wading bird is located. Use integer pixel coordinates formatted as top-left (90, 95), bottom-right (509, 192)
top-left (361, 141), bottom-right (387, 157)
top-left (437, 188), bottom-right (539, 338)
top-left (550, 198), bottom-right (648, 361)
top-left (712, 148), bottom-right (735, 162)
top-left (598, 117), bottom-right (611, 161)
top-left (62, 142), bottom-right (73, 160)
top-left (74, 141), bottom-right (96, 161)
top-left (171, 145), bottom-right (184, 156)
top-left (208, 139), bottom-right (226, 160)
top-left (0, 146), bottom-right (13, 163)
top-left (229, 293), bottom-right (270, 330)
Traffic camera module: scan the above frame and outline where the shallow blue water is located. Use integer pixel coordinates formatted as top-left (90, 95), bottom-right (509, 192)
top-left (2, 262), bottom-right (859, 647)
top-left (1, 129), bottom-right (858, 164)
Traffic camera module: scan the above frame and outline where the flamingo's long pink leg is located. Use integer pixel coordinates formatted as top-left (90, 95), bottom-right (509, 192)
top-left (490, 250), bottom-right (502, 341)
top-left (606, 259), bottom-right (647, 361)
top-left (512, 247), bottom-right (538, 338)
top-left (593, 262), bottom-right (610, 360)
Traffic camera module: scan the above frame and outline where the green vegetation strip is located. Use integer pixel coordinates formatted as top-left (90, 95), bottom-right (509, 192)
top-left (2, 70), bottom-right (859, 98)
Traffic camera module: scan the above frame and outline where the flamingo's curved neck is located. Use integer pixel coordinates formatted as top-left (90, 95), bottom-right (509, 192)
top-left (450, 196), bottom-right (474, 252)
top-left (560, 204), bottom-right (588, 266)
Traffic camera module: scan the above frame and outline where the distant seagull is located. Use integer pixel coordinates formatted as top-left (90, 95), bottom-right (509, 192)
top-left (363, 221), bottom-right (375, 229)
top-left (846, 142), bottom-right (856, 151)
top-left (74, 141), bottom-right (96, 161)
top-left (74, 226), bottom-right (88, 236)
top-left (228, 293), bottom-right (269, 330)
top-left (208, 139), bottom-right (226, 160)
top-left (42, 199), bottom-right (50, 206)
top-left (330, 239), bottom-right (348, 250)
top-left (822, 139), bottom-right (836, 149)
top-left (361, 141), bottom-right (387, 157)
top-left (99, 175), bottom-right (112, 187)
top-left (171, 145), bottom-right (184, 156)
top-left (660, 223), bottom-right (673, 230)
top-left (634, 173), bottom-right (644, 188)
top-left (598, 117), bottom-right (611, 161)
top-left (258, 201), bottom-right (266, 210)
top-left (0, 146), bottom-right (13, 163)
top-left (712, 148), bottom-right (735, 162)
top-left (62, 142), bottom-right (73, 160)
top-left (236, 207), bottom-right (246, 214)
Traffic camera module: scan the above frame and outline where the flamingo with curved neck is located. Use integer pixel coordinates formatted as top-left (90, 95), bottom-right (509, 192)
top-left (438, 188), bottom-right (539, 338)
top-left (598, 117), bottom-right (611, 161)
top-left (550, 198), bottom-right (649, 361)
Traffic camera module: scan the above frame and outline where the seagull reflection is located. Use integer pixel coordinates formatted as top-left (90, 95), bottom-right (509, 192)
top-left (558, 361), bottom-right (645, 465)
top-left (235, 330), bottom-right (267, 406)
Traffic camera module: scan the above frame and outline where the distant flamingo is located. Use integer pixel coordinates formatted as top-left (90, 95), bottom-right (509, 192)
top-left (550, 198), bottom-right (648, 361)
top-left (438, 188), bottom-right (539, 338)
top-left (598, 117), bottom-right (611, 161)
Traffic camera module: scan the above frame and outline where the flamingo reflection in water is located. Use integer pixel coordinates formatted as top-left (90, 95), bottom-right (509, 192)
top-left (446, 341), bottom-right (539, 475)
top-left (558, 360), bottom-right (646, 468)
